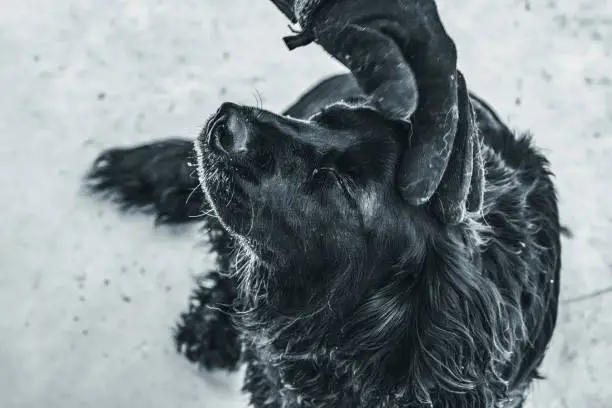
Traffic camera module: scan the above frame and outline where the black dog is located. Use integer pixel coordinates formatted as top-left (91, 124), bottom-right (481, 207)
top-left (85, 68), bottom-right (561, 407)
top-left (85, 2), bottom-right (561, 406)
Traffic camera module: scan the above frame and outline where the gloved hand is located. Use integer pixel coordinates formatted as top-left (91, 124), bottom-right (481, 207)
top-left (269, 0), bottom-right (484, 224)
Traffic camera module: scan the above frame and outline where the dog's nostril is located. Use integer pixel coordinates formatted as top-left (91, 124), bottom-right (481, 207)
top-left (212, 123), bottom-right (233, 154)
top-left (210, 112), bottom-right (249, 155)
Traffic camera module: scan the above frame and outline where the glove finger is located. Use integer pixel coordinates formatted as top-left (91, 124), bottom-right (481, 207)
top-left (432, 70), bottom-right (476, 224)
top-left (372, 6), bottom-right (460, 206)
top-left (314, 23), bottom-right (419, 123)
top-left (397, 73), bottom-right (459, 206)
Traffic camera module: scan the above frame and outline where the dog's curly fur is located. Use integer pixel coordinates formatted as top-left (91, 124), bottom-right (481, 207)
top-left (85, 72), bottom-right (561, 408)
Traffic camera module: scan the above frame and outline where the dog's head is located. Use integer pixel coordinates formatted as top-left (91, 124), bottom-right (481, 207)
top-left (195, 98), bottom-right (434, 309)
top-left (197, 98), bottom-right (426, 265)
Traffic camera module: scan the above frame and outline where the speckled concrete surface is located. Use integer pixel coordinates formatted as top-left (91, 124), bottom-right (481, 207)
top-left (1, 1), bottom-right (610, 407)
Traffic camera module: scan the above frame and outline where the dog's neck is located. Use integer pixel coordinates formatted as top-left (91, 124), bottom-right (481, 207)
top-left (232, 229), bottom-right (527, 407)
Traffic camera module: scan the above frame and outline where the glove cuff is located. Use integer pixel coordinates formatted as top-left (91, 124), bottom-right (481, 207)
top-left (283, 0), bottom-right (325, 50)
top-left (294, 0), bottom-right (326, 28)
top-left (270, 0), bottom-right (298, 23)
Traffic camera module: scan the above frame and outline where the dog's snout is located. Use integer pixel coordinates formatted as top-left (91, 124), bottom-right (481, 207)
top-left (208, 102), bottom-right (250, 155)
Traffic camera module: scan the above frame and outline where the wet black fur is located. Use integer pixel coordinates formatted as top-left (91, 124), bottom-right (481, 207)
top-left (85, 73), bottom-right (561, 407)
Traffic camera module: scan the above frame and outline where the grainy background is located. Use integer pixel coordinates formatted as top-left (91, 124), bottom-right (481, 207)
top-left (1, 0), bottom-right (611, 407)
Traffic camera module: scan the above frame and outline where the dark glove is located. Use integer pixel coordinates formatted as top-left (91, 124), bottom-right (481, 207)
top-left (269, 0), bottom-right (484, 224)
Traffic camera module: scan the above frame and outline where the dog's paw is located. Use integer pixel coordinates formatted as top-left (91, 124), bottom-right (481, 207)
top-left (173, 275), bottom-right (242, 371)
top-left (84, 138), bottom-right (204, 224)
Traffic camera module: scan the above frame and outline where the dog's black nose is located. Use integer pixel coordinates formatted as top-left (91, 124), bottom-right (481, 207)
top-left (208, 102), bottom-right (250, 155)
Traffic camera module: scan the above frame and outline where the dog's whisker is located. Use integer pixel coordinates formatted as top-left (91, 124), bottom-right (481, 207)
top-left (251, 88), bottom-right (265, 120)
top-left (185, 182), bottom-right (203, 206)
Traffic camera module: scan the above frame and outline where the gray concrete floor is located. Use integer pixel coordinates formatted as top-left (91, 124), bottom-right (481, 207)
top-left (1, 0), bottom-right (611, 407)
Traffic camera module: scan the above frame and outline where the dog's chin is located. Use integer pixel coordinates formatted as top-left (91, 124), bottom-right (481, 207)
top-left (195, 153), bottom-right (276, 265)
top-left (196, 159), bottom-right (249, 229)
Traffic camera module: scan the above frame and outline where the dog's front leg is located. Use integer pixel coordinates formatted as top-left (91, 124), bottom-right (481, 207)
top-left (174, 269), bottom-right (242, 371)
top-left (85, 138), bottom-right (204, 225)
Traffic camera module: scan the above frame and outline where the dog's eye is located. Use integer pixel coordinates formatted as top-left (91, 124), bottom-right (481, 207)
top-left (311, 167), bottom-right (356, 200)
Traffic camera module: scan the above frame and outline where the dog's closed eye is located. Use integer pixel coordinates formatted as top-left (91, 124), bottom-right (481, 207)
top-left (311, 167), bottom-right (353, 195)
top-left (310, 167), bottom-right (359, 211)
